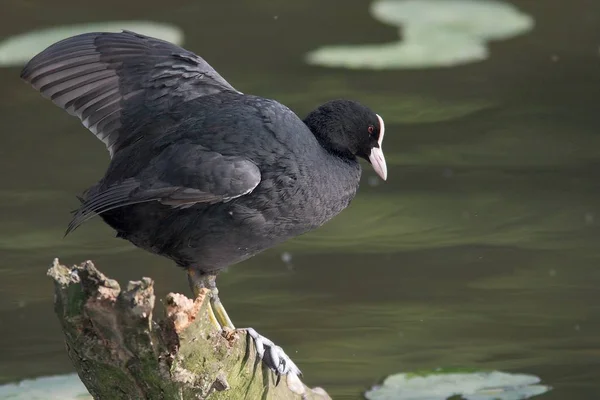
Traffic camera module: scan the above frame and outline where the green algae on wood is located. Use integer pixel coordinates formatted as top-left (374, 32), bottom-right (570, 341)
top-left (47, 259), bottom-right (329, 400)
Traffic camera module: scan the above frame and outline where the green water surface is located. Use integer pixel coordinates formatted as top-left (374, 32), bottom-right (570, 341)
top-left (0, 0), bottom-right (599, 398)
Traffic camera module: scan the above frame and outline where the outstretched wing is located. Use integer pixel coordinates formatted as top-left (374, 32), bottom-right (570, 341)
top-left (66, 146), bottom-right (261, 234)
top-left (21, 30), bottom-right (239, 157)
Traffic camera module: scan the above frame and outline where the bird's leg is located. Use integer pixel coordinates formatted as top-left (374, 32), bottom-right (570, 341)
top-left (187, 269), bottom-right (220, 330)
top-left (187, 269), bottom-right (300, 378)
top-left (187, 270), bottom-right (235, 330)
top-left (210, 285), bottom-right (236, 330)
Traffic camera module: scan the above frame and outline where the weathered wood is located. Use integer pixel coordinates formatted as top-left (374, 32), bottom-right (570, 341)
top-left (47, 259), bottom-right (330, 400)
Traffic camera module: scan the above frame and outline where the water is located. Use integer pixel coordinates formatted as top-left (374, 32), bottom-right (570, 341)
top-left (1, 0), bottom-right (599, 398)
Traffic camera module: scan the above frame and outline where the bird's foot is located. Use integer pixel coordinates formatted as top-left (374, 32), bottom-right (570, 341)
top-left (187, 271), bottom-right (301, 379)
top-left (241, 327), bottom-right (301, 378)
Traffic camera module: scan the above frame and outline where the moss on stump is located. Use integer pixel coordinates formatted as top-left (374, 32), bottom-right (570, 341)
top-left (47, 259), bottom-right (330, 400)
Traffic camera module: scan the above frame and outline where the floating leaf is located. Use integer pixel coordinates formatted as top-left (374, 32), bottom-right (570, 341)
top-left (306, 0), bottom-right (534, 69)
top-left (0, 374), bottom-right (91, 400)
top-left (0, 21), bottom-right (183, 67)
top-left (365, 369), bottom-right (551, 400)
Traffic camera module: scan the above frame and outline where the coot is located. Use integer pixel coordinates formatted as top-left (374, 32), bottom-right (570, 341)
top-left (21, 30), bottom-right (388, 377)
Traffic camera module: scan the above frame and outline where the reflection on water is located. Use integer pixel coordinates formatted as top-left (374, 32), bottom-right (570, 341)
top-left (1, 0), bottom-right (599, 399)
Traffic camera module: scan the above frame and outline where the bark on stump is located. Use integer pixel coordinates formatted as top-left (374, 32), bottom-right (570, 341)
top-left (47, 259), bottom-right (330, 400)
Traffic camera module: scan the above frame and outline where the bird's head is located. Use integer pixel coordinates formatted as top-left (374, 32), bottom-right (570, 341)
top-left (304, 99), bottom-right (387, 181)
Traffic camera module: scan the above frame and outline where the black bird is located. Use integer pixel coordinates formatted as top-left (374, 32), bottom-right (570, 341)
top-left (21, 30), bottom-right (388, 377)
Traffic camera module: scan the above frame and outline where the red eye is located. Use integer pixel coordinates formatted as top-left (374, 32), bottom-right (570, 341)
top-left (368, 125), bottom-right (374, 135)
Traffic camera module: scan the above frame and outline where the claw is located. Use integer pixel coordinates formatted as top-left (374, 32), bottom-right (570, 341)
top-left (248, 328), bottom-right (266, 359)
top-left (241, 327), bottom-right (302, 378)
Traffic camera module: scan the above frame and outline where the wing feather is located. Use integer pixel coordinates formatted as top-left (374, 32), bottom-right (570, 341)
top-left (66, 178), bottom-right (142, 234)
top-left (66, 150), bottom-right (261, 234)
top-left (21, 30), bottom-right (240, 157)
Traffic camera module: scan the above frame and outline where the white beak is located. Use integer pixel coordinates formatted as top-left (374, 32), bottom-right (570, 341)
top-left (368, 114), bottom-right (387, 181)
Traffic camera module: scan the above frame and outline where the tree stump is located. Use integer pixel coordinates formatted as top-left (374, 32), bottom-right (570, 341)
top-left (47, 259), bottom-right (330, 400)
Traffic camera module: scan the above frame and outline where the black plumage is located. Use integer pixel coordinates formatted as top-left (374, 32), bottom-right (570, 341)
top-left (22, 30), bottom-right (388, 274)
top-left (22, 30), bottom-right (389, 376)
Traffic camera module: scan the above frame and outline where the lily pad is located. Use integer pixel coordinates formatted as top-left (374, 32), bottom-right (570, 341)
top-left (0, 374), bottom-right (91, 400)
top-left (365, 369), bottom-right (551, 400)
top-left (306, 0), bottom-right (534, 69)
top-left (0, 21), bottom-right (183, 67)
